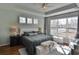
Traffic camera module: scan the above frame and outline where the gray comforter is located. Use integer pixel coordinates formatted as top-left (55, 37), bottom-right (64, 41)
top-left (22, 34), bottom-right (53, 55)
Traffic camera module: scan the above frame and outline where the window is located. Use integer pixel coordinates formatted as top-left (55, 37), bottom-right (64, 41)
top-left (67, 17), bottom-right (78, 37)
top-left (50, 19), bottom-right (58, 35)
top-left (50, 28), bottom-right (57, 35)
top-left (50, 20), bottom-right (57, 27)
top-left (27, 18), bottom-right (32, 24)
top-left (58, 28), bottom-right (66, 33)
top-left (50, 16), bottom-right (78, 38)
top-left (68, 17), bottom-right (78, 28)
top-left (58, 18), bottom-right (66, 28)
top-left (34, 18), bottom-right (38, 24)
top-left (57, 18), bottom-right (66, 37)
top-left (19, 17), bottom-right (26, 23)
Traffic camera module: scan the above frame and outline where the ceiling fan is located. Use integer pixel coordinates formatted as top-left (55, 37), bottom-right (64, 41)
top-left (41, 3), bottom-right (52, 11)
top-left (41, 3), bottom-right (48, 9)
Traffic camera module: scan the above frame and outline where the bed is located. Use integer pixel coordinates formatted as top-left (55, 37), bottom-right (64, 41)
top-left (21, 32), bottom-right (53, 55)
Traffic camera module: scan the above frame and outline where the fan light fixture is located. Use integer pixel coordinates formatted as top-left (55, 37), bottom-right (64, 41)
top-left (42, 3), bottom-right (47, 9)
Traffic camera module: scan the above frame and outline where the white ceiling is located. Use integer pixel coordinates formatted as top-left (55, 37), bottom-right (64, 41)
top-left (0, 3), bottom-right (71, 13)
top-left (0, 3), bottom-right (79, 17)
top-left (14, 3), bottom-right (71, 13)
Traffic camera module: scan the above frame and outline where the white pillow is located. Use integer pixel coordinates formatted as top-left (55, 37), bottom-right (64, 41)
top-left (53, 36), bottom-right (58, 39)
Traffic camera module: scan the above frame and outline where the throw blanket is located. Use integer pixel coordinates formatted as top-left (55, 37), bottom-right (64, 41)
top-left (56, 45), bottom-right (71, 55)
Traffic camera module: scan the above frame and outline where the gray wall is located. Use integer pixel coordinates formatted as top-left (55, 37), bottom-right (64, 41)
top-left (0, 9), bottom-right (44, 46)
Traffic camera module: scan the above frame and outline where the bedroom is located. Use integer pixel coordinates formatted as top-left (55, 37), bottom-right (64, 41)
top-left (0, 3), bottom-right (79, 55)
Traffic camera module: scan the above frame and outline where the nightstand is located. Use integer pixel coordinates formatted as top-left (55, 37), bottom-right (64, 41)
top-left (10, 35), bottom-right (21, 47)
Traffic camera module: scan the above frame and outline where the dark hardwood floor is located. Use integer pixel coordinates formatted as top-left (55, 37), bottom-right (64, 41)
top-left (1, 44), bottom-right (79, 55)
top-left (0, 45), bottom-right (24, 55)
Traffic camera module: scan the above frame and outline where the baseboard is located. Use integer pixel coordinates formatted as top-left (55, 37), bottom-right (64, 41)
top-left (0, 43), bottom-right (10, 47)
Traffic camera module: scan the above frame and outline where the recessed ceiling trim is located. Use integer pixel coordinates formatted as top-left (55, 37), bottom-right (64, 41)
top-left (45, 3), bottom-right (77, 15)
top-left (45, 7), bottom-right (79, 17)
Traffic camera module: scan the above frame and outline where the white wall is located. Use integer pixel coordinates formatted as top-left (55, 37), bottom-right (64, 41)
top-left (0, 9), bottom-right (44, 45)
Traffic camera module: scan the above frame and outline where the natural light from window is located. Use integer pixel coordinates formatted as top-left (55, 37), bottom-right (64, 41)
top-left (50, 16), bottom-right (78, 38)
